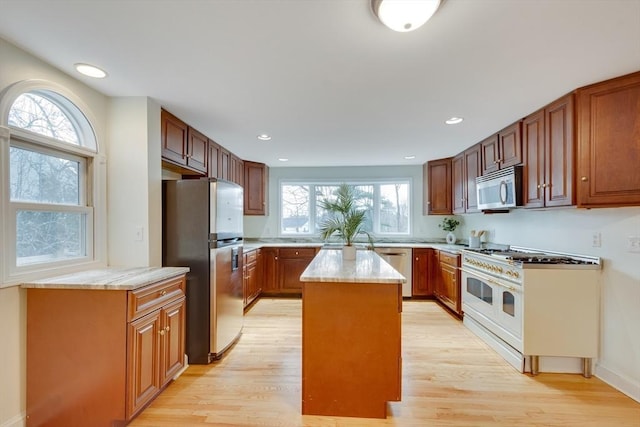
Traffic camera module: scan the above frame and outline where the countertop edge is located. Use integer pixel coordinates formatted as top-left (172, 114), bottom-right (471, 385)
top-left (20, 267), bottom-right (190, 291)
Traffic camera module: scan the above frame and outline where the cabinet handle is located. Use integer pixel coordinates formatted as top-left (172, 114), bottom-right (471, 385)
top-left (160, 290), bottom-right (167, 296)
top-left (537, 184), bottom-right (541, 189)
top-left (295, 251), bottom-right (299, 255)
top-left (275, 256), bottom-right (278, 260)
top-left (581, 176), bottom-right (588, 182)
top-left (165, 326), bottom-right (171, 332)
top-left (159, 329), bottom-right (165, 336)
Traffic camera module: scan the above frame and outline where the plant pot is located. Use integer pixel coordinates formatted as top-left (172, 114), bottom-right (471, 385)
top-left (446, 231), bottom-right (456, 245)
top-left (342, 245), bottom-right (357, 260)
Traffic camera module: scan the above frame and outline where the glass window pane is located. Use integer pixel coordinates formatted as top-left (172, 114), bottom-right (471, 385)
top-left (9, 93), bottom-right (80, 144)
top-left (379, 183), bottom-right (409, 233)
top-left (16, 210), bottom-right (87, 266)
top-left (9, 146), bottom-right (80, 205)
top-left (281, 184), bottom-right (310, 234)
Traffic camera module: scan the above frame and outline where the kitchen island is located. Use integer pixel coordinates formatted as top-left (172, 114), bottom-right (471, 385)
top-left (300, 249), bottom-right (405, 419)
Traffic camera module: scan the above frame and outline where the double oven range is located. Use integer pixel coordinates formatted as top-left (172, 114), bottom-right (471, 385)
top-left (461, 246), bottom-right (601, 377)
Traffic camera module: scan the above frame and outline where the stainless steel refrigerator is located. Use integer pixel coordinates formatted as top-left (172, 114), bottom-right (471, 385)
top-left (163, 178), bottom-right (244, 364)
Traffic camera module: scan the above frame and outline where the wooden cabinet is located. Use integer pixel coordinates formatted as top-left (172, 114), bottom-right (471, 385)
top-left (218, 148), bottom-right (230, 181)
top-left (576, 71), bottom-right (640, 207)
top-left (26, 274), bottom-right (187, 426)
top-left (161, 109), bottom-right (207, 175)
top-left (230, 154), bottom-right (244, 186)
top-left (452, 144), bottom-right (482, 214)
top-left (424, 158), bottom-right (452, 215)
top-left (208, 139), bottom-right (221, 178)
top-left (412, 248), bottom-right (435, 297)
top-left (523, 94), bottom-right (575, 208)
top-left (278, 247), bottom-right (317, 294)
top-left (243, 248), bottom-right (262, 309)
top-left (481, 121), bottom-right (523, 175)
top-left (260, 247), bottom-right (318, 296)
top-left (433, 251), bottom-right (461, 316)
top-left (244, 161), bottom-right (269, 215)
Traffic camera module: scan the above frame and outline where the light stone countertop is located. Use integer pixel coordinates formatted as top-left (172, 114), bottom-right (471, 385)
top-left (243, 241), bottom-right (468, 254)
top-left (300, 249), bottom-right (405, 284)
top-left (20, 266), bottom-right (190, 290)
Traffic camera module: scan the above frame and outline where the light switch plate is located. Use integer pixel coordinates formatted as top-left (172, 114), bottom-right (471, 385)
top-left (628, 236), bottom-right (640, 253)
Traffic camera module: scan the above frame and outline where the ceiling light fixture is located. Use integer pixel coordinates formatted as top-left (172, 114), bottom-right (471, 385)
top-left (74, 63), bottom-right (107, 78)
top-left (278, 158), bottom-right (289, 162)
top-left (445, 117), bottom-right (464, 125)
top-left (257, 134), bottom-right (272, 141)
top-left (404, 155), bottom-right (416, 160)
top-left (371, 0), bottom-right (441, 32)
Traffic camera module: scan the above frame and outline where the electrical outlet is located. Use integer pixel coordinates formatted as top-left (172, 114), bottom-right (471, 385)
top-left (628, 236), bottom-right (640, 253)
top-left (592, 232), bottom-right (601, 247)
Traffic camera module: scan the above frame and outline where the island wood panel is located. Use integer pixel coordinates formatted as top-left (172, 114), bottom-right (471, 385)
top-left (301, 281), bottom-right (401, 419)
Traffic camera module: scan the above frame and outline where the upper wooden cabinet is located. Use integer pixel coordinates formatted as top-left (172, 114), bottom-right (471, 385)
top-left (208, 139), bottom-right (220, 178)
top-left (230, 154), bottom-right (244, 186)
top-left (161, 109), bottom-right (207, 175)
top-left (452, 144), bottom-right (482, 214)
top-left (186, 127), bottom-right (208, 174)
top-left (576, 71), bottom-right (640, 207)
top-left (244, 161), bottom-right (269, 215)
top-left (481, 121), bottom-right (523, 175)
top-left (218, 147), bottom-right (230, 181)
top-left (424, 158), bottom-right (452, 215)
top-left (522, 94), bottom-right (575, 208)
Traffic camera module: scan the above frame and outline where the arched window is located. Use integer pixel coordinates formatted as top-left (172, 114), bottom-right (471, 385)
top-left (1, 83), bottom-right (99, 275)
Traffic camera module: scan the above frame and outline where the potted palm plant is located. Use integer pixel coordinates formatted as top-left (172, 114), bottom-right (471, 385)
top-left (318, 183), bottom-right (373, 260)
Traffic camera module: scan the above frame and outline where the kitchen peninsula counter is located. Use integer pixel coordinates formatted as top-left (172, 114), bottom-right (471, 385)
top-left (300, 249), bottom-right (402, 419)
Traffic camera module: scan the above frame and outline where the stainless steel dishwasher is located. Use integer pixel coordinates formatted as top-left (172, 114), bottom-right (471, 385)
top-left (374, 247), bottom-right (412, 297)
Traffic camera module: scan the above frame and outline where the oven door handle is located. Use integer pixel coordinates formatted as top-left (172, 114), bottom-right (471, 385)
top-left (462, 267), bottom-right (520, 293)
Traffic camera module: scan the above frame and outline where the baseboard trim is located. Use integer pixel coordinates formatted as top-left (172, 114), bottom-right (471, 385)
top-left (0, 411), bottom-right (25, 427)
top-left (595, 363), bottom-right (640, 403)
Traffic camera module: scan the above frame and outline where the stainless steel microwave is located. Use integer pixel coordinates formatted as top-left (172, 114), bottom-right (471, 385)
top-left (476, 166), bottom-right (523, 210)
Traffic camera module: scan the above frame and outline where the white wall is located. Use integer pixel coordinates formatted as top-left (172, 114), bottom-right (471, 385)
top-left (107, 97), bottom-right (162, 266)
top-left (247, 165), bottom-right (640, 402)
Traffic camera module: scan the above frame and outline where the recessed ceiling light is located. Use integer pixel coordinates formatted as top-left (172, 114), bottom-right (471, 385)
top-left (404, 155), bottom-right (416, 160)
top-left (278, 158), bottom-right (289, 162)
top-left (445, 117), bottom-right (464, 125)
top-left (74, 63), bottom-right (107, 78)
top-left (257, 134), bottom-right (272, 141)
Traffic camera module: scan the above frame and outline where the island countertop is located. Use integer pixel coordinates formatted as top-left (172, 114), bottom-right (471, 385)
top-left (300, 249), bottom-right (405, 284)
top-left (20, 266), bottom-right (190, 290)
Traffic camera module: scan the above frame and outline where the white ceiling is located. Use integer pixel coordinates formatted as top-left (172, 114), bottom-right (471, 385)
top-left (1, 0), bottom-right (639, 167)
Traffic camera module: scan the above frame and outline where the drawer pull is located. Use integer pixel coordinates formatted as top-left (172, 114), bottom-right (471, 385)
top-left (165, 326), bottom-right (171, 332)
top-left (160, 290), bottom-right (167, 297)
top-left (159, 329), bottom-right (165, 336)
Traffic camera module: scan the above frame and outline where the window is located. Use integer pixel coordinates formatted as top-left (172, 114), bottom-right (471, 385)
top-left (280, 180), bottom-right (410, 237)
top-left (3, 87), bottom-right (97, 272)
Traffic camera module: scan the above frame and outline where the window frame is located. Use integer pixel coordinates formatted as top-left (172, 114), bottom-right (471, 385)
top-left (279, 178), bottom-right (412, 238)
top-left (0, 80), bottom-right (105, 286)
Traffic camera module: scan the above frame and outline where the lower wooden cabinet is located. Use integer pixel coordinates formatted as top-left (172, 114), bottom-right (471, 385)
top-left (26, 274), bottom-right (187, 426)
top-left (433, 250), bottom-right (462, 316)
top-left (243, 248), bottom-right (262, 309)
top-left (260, 247), bottom-right (318, 296)
top-left (412, 248), bottom-right (435, 297)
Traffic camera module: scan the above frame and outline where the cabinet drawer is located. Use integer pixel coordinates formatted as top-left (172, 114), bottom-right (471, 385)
top-left (439, 251), bottom-right (460, 267)
top-left (245, 249), bottom-right (258, 265)
top-left (279, 247), bottom-right (316, 258)
top-left (128, 276), bottom-right (186, 321)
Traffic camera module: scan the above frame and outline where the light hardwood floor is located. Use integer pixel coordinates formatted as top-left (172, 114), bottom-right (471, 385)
top-left (130, 298), bottom-right (640, 426)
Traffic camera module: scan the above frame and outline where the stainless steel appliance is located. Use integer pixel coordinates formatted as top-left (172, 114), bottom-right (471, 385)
top-left (374, 247), bottom-right (412, 297)
top-left (461, 246), bottom-right (601, 376)
top-left (476, 165), bottom-right (523, 210)
top-left (163, 178), bottom-right (244, 364)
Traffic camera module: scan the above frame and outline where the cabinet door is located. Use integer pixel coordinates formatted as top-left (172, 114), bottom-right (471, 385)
top-left (186, 127), bottom-right (208, 174)
top-left (278, 248), bottom-right (316, 293)
top-left (230, 155), bottom-right (244, 186)
top-left (425, 158), bottom-right (452, 215)
top-left (523, 108), bottom-right (546, 208)
top-left (498, 121), bottom-right (523, 169)
top-left (160, 297), bottom-right (186, 387)
top-left (452, 153), bottom-right (465, 214)
top-left (545, 94), bottom-right (574, 207)
top-left (440, 263), bottom-right (459, 313)
top-left (480, 134), bottom-right (500, 175)
top-left (127, 310), bottom-right (162, 419)
top-left (208, 140), bottom-right (220, 178)
top-left (244, 161), bottom-right (269, 215)
top-left (218, 148), bottom-right (230, 181)
top-left (412, 248), bottom-right (433, 296)
top-left (577, 71), bottom-right (640, 207)
top-left (464, 144), bottom-right (481, 212)
top-left (261, 247), bottom-right (279, 293)
top-left (161, 109), bottom-right (187, 166)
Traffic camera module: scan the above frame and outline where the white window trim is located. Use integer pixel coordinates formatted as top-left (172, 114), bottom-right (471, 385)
top-left (278, 178), bottom-right (412, 238)
top-left (0, 80), bottom-right (107, 288)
